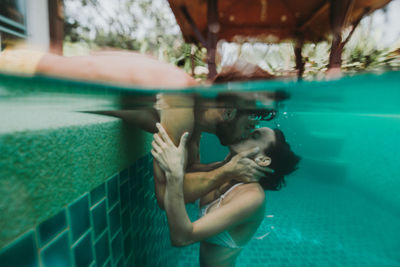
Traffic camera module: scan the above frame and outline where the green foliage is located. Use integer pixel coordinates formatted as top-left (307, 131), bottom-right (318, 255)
top-left (342, 28), bottom-right (400, 73)
top-left (63, 0), bottom-right (207, 74)
top-left (64, 0), bottom-right (399, 80)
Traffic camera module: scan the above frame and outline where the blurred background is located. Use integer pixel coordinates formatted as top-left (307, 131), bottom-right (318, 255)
top-left (1, 0), bottom-right (399, 81)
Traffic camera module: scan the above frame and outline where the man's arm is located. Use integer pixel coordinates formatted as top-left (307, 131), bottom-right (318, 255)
top-left (151, 124), bottom-right (265, 247)
top-left (154, 102), bottom-right (233, 208)
top-left (154, 112), bottom-right (268, 209)
top-left (188, 154), bottom-right (232, 172)
top-left (36, 51), bottom-right (197, 88)
top-left (154, 162), bottom-right (232, 208)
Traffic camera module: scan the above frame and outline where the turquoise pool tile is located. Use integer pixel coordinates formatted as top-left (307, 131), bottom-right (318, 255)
top-left (123, 232), bottom-right (132, 260)
top-left (120, 168), bottom-right (129, 184)
top-left (129, 165), bottom-right (137, 190)
top-left (130, 187), bottom-right (137, 207)
top-left (0, 230), bottom-right (38, 267)
top-left (37, 209), bottom-right (67, 247)
top-left (120, 181), bottom-right (130, 212)
top-left (115, 257), bottom-right (124, 267)
top-left (121, 209), bottom-right (131, 234)
top-left (111, 232), bottom-right (123, 264)
top-left (90, 184), bottom-right (105, 207)
top-left (91, 200), bottom-right (107, 238)
top-left (72, 231), bottom-right (93, 267)
top-left (126, 254), bottom-right (134, 267)
top-left (107, 174), bottom-right (119, 209)
top-left (108, 203), bottom-right (121, 238)
top-left (94, 231), bottom-right (110, 267)
top-left (68, 194), bottom-right (90, 243)
top-left (41, 231), bottom-right (71, 267)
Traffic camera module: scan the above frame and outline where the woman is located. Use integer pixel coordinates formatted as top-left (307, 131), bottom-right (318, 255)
top-left (152, 123), bottom-right (300, 267)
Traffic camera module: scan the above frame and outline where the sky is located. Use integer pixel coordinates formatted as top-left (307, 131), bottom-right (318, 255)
top-left (364, 0), bottom-right (400, 47)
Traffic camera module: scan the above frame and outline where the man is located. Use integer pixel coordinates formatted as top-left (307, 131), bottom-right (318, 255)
top-left (0, 46), bottom-right (196, 88)
top-left (96, 93), bottom-right (276, 208)
top-left (0, 46), bottom-right (277, 208)
top-left (153, 93), bottom-right (276, 208)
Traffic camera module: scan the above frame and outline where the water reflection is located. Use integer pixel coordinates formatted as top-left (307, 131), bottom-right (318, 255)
top-left (89, 89), bottom-right (289, 134)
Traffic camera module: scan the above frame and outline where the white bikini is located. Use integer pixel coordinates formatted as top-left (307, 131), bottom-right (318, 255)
top-left (198, 183), bottom-right (245, 249)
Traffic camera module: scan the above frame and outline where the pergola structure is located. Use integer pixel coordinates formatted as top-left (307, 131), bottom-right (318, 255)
top-left (167, 0), bottom-right (392, 80)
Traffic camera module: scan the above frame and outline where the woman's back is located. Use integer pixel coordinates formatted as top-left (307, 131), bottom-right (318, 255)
top-left (199, 182), bottom-right (265, 267)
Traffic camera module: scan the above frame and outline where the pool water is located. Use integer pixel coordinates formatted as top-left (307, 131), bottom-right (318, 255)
top-left (1, 71), bottom-right (399, 266)
top-left (194, 72), bottom-right (400, 266)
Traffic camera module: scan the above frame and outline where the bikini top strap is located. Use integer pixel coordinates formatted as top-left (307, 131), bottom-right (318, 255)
top-left (216, 183), bottom-right (244, 208)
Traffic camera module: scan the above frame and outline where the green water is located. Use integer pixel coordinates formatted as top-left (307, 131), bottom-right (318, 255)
top-left (197, 72), bottom-right (400, 266)
top-left (1, 71), bottom-right (400, 266)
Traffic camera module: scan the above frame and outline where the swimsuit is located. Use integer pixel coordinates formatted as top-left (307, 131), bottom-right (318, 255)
top-left (198, 183), bottom-right (245, 249)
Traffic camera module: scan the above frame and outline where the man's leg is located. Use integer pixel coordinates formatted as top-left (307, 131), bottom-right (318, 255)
top-left (86, 109), bottom-right (159, 133)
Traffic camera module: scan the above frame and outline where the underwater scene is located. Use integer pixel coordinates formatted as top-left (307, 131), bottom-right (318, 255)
top-left (0, 71), bottom-right (399, 266)
top-left (2, 0), bottom-right (400, 266)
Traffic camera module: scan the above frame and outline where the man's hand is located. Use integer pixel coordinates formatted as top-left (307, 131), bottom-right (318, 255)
top-left (223, 147), bottom-right (273, 183)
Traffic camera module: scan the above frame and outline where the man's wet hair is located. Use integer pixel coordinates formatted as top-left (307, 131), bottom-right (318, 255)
top-left (258, 129), bottom-right (301, 191)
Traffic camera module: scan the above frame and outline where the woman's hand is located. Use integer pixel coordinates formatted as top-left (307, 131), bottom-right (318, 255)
top-left (151, 123), bottom-right (189, 180)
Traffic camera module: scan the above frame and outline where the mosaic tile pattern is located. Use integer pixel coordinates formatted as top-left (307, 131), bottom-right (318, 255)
top-left (176, 171), bottom-right (400, 267)
top-left (0, 154), bottom-right (181, 267)
top-left (5, 151), bottom-right (398, 266)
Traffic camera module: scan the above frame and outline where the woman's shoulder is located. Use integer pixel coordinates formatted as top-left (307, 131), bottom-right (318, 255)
top-left (230, 183), bottom-right (265, 223)
top-left (232, 183), bottom-right (265, 208)
top-left (238, 183), bottom-right (265, 196)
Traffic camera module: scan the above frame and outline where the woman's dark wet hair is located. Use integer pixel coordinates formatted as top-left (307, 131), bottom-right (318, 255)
top-left (258, 129), bottom-right (301, 191)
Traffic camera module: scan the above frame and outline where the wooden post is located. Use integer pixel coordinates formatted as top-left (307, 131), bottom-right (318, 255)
top-left (181, 6), bottom-right (207, 47)
top-left (294, 34), bottom-right (305, 81)
top-left (328, 0), bottom-right (353, 70)
top-left (48, 0), bottom-right (64, 55)
top-left (207, 0), bottom-right (219, 80)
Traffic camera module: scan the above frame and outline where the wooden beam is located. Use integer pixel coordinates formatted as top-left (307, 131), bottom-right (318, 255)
top-left (280, 0), bottom-right (297, 23)
top-left (180, 6), bottom-right (207, 47)
top-left (207, 0), bottom-right (219, 80)
top-left (298, 1), bottom-right (330, 31)
top-left (340, 7), bottom-right (370, 49)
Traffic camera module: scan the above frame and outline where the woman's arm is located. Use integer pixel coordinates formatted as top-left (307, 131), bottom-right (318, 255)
top-left (152, 124), bottom-right (265, 247)
top-left (164, 178), bottom-right (265, 246)
top-left (153, 119), bottom-right (269, 208)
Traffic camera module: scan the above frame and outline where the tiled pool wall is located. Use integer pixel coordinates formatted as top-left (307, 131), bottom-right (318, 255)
top-left (0, 154), bottom-right (181, 267)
